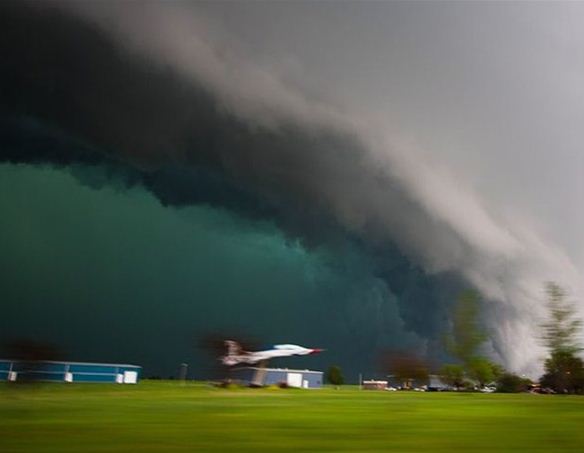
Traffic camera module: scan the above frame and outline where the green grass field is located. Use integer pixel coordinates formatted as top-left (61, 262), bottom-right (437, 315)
top-left (1, 381), bottom-right (584, 452)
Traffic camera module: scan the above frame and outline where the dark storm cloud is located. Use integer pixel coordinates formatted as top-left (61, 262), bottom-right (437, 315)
top-left (1, 0), bottom-right (441, 265)
top-left (1, 1), bottom-right (371, 245)
top-left (2, 1), bottom-right (580, 373)
top-left (0, 1), bottom-right (464, 259)
top-left (0, 1), bottom-right (456, 368)
top-left (0, 163), bottom-right (445, 377)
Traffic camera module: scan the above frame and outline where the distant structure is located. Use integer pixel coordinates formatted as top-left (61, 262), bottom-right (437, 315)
top-left (231, 367), bottom-right (323, 388)
top-left (427, 375), bottom-right (449, 391)
top-left (384, 374), bottom-right (447, 391)
top-left (362, 380), bottom-right (388, 390)
top-left (178, 363), bottom-right (189, 381)
top-left (0, 359), bottom-right (141, 384)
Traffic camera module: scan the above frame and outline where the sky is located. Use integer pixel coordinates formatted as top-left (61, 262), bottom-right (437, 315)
top-left (1, 1), bottom-right (583, 378)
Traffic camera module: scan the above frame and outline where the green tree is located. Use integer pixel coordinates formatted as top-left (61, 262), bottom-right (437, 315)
top-left (445, 290), bottom-right (487, 367)
top-left (496, 373), bottom-right (532, 393)
top-left (541, 351), bottom-right (584, 393)
top-left (539, 283), bottom-right (584, 393)
top-left (468, 357), bottom-right (501, 388)
top-left (389, 353), bottom-right (429, 389)
top-left (443, 290), bottom-right (504, 389)
top-left (439, 364), bottom-right (465, 390)
top-left (326, 365), bottom-right (344, 386)
top-left (541, 283), bottom-right (582, 355)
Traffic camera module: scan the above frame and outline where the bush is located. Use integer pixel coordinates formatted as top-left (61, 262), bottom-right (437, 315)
top-left (326, 365), bottom-right (344, 386)
top-left (497, 373), bottom-right (531, 393)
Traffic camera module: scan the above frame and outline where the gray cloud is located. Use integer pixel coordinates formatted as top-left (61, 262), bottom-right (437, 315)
top-left (4, 1), bottom-right (583, 374)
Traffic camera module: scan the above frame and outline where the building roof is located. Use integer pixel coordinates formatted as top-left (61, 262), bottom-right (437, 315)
top-left (234, 367), bottom-right (322, 374)
top-left (0, 359), bottom-right (141, 368)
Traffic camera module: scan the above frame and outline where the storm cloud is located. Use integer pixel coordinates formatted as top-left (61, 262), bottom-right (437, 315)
top-left (1, 1), bottom-right (582, 375)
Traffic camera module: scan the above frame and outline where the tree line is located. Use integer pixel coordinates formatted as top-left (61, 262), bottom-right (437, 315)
top-left (327, 282), bottom-right (584, 393)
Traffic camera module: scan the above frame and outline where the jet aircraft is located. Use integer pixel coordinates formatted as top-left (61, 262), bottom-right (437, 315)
top-left (221, 340), bottom-right (324, 366)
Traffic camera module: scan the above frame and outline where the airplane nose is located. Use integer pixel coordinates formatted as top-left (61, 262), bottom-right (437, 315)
top-left (309, 348), bottom-right (324, 354)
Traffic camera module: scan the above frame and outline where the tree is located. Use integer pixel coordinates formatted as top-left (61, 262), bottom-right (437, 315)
top-left (445, 290), bottom-right (487, 367)
top-left (439, 364), bottom-right (465, 390)
top-left (443, 290), bottom-right (504, 389)
top-left (326, 365), bottom-right (344, 386)
top-left (540, 351), bottom-right (584, 393)
top-left (539, 282), bottom-right (584, 393)
top-left (496, 373), bottom-right (532, 393)
top-left (388, 353), bottom-right (429, 389)
top-left (467, 357), bottom-right (501, 388)
top-left (541, 283), bottom-right (582, 355)
top-left (5, 339), bottom-right (62, 384)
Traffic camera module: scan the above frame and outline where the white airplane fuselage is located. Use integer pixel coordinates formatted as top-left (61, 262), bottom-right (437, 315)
top-left (221, 342), bottom-right (323, 366)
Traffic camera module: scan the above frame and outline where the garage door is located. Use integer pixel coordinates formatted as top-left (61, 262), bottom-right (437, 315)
top-left (286, 372), bottom-right (302, 388)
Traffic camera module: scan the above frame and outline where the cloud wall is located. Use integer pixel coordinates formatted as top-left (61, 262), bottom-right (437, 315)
top-left (2, 1), bottom-right (583, 374)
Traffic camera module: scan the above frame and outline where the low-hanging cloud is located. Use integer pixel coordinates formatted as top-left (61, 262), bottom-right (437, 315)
top-left (2, 1), bottom-right (582, 374)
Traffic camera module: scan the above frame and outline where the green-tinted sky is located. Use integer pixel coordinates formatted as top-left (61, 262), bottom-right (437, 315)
top-left (0, 164), bottom-right (423, 377)
top-left (5, 1), bottom-right (580, 376)
top-left (0, 2), bottom-right (468, 378)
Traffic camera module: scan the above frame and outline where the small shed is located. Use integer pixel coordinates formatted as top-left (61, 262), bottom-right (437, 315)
top-left (231, 367), bottom-right (323, 388)
top-left (0, 359), bottom-right (141, 384)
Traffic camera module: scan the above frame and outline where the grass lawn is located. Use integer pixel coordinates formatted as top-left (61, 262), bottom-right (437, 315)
top-left (1, 381), bottom-right (583, 452)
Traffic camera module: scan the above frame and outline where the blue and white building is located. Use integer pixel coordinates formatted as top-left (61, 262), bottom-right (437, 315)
top-left (0, 359), bottom-right (141, 384)
top-left (231, 367), bottom-right (323, 388)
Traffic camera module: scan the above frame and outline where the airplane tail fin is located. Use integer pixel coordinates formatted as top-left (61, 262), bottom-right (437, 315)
top-left (222, 340), bottom-right (243, 366)
top-left (225, 340), bottom-right (243, 356)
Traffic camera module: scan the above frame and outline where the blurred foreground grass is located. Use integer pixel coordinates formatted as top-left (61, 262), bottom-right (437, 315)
top-left (1, 381), bottom-right (584, 452)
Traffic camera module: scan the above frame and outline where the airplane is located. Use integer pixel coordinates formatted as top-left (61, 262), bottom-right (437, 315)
top-left (221, 340), bottom-right (324, 366)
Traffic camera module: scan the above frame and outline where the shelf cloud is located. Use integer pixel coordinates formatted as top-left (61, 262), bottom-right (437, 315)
top-left (2, 1), bottom-right (583, 375)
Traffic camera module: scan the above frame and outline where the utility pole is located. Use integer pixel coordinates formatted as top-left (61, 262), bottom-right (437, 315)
top-left (178, 363), bottom-right (188, 384)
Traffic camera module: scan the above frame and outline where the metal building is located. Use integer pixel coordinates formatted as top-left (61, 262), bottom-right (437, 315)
top-left (231, 367), bottom-right (323, 388)
top-left (0, 359), bottom-right (141, 384)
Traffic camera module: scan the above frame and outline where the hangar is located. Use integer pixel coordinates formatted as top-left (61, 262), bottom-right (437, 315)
top-left (0, 359), bottom-right (141, 384)
top-left (231, 367), bottom-right (323, 388)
